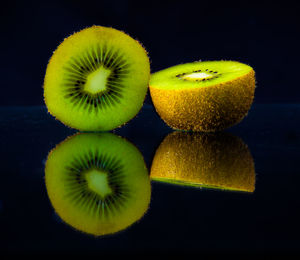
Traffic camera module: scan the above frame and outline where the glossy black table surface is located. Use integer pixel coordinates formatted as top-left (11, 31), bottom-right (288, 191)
top-left (0, 104), bottom-right (299, 256)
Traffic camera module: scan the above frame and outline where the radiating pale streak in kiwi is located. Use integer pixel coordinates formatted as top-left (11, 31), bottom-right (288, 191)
top-left (150, 131), bottom-right (255, 193)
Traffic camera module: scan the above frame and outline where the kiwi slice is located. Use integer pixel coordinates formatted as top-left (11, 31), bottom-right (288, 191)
top-left (44, 26), bottom-right (150, 131)
top-left (150, 131), bottom-right (255, 192)
top-left (45, 133), bottom-right (151, 236)
top-left (149, 61), bottom-right (255, 132)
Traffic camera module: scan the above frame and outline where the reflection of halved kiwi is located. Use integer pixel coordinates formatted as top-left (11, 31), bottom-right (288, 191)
top-left (44, 26), bottom-right (150, 131)
top-left (45, 133), bottom-right (151, 236)
top-left (150, 131), bottom-right (255, 192)
top-left (149, 61), bottom-right (255, 132)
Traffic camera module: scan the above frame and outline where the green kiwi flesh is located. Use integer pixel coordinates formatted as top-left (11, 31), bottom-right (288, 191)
top-left (45, 132), bottom-right (151, 236)
top-left (44, 26), bottom-right (150, 131)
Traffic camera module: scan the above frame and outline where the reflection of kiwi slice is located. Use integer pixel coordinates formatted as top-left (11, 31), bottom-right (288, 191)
top-left (150, 131), bottom-right (255, 192)
top-left (44, 26), bottom-right (150, 131)
top-left (45, 133), bottom-right (151, 236)
top-left (149, 61), bottom-right (255, 132)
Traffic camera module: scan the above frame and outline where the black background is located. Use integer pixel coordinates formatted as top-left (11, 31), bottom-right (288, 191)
top-left (1, 1), bottom-right (300, 257)
top-left (1, 0), bottom-right (300, 106)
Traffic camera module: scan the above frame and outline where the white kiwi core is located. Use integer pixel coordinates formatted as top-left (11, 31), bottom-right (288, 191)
top-left (181, 72), bottom-right (213, 81)
top-left (84, 67), bottom-right (111, 94)
top-left (85, 169), bottom-right (112, 197)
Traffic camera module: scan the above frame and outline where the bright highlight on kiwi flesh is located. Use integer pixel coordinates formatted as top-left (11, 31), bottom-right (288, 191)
top-left (44, 26), bottom-right (150, 131)
top-left (45, 133), bottom-right (151, 236)
top-left (150, 61), bottom-right (255, 132)
top-left (150, 131), bottom-right (255, 192)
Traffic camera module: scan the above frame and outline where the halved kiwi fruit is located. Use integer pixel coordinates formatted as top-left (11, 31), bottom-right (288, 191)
top-left (150, 131), bottom-right (255, 192)
top-left (150, 61), bottom-right (255, 132)
top-left (45, 132), bottom-right (151, 236)
top-left (44, 26), bottom-right (150, 131)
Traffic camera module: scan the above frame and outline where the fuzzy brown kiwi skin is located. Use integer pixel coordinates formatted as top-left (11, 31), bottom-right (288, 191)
top-left (150, 70), bottom-right (255, 132)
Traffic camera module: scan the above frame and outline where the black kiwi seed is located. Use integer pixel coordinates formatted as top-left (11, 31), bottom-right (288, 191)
top-left (62, 44), bottom-right (130, 112)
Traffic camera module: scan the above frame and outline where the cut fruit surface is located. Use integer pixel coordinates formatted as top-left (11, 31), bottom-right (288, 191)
top-left (44, 26), bottom-right (150, 131)
top-left (45, 133), bottom-right (151, 236)
top-left (151, 61), bottom-right (253, 90)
